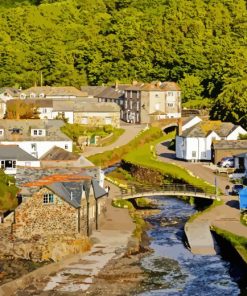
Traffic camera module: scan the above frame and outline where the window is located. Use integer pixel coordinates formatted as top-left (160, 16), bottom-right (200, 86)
top-left (155, 93), bottom-right (159, 98)
top-left (65, 144), bottom-right (68, 149)
top-left (31, 143), bottom-right (37, 151)
top-left (168, 92), bottom-right (173, 96)
top-left (1, 161), bottom-right (4, 169)
top-left (33, 130), bottom-right (38, 135)
top-left (105, 117), bottom-right (112, 125)
top-left (81, 117), bottom-right (88, 124)
top-left (136, 101), bottom-right (140, 110)
top-left (43, 193), bottom-right (54, 204)
top-left (192, 151), bottom-right (197, 158)
top-left (43, 108), bottom-right (47, 113)
top-left (168, 103), bottom-right (174, 107)
top-left (38, 130), bottom-right (42, 136)
top-left (0, 130), bottom-right (3, 136)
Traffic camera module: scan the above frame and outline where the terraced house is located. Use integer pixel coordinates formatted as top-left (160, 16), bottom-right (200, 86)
top-left (122, 81), bottom-right (182, 124)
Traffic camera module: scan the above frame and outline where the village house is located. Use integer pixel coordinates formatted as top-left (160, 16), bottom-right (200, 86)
top-left (176, 120), bottom-right (247, 161)
top-left (0, 119), bottom-right (72, 159)
top-left (0, 145), bottom-right (40, 175)
top-left (40, 146), bottom-right (95, 169)
top-left (13, 173), bottom-right (107, 240)
top-left (20, 86), bottom-right (87, 100)
top-left (0, 169), bottom-right (107, 261)
top-left (0, 87), bottom-right (21, 102)
top-left (212, 140), bottom-right (247, 165)
top-left (73, 101), bottom-right (120, 127)
top-left (122, 81), bottom-right (182, 124)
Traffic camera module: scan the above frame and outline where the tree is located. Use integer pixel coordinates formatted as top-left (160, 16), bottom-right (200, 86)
top-left (6, 99), bottom-right (40, 119)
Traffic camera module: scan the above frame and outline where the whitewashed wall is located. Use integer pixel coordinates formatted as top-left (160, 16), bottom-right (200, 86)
top-left (0, 141), bottom-right (72, 159)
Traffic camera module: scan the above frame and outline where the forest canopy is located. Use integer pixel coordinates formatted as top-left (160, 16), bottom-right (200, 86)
top-left (0, 0), bottom-right (246, 127)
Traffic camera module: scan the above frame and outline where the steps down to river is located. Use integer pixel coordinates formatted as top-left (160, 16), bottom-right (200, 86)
top-left (184, 221), bottom-right (217, 255)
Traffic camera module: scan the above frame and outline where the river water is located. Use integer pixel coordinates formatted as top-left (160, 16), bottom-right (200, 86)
top-left (137, 196), bottom-right (246, 296)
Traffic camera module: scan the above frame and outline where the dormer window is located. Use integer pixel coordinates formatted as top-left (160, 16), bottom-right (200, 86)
top-left (30, 93), bottom-right (36, 99)
top-left (32, 129), bottom-right (45, 136)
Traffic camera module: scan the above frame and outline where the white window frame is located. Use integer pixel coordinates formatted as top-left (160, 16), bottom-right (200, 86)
top-left (81, 117), bottom-right (88, 124)
top-left (43, 193), bottom-right (54, 204)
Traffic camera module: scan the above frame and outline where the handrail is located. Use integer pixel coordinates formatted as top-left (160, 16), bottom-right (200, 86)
top-left (120, 183), bottom-right (216, 198)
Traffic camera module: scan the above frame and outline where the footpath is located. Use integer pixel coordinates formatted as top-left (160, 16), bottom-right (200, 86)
top-left (83, 124), bottom-right (145, 157)
top-left (156, 140), bottom-right (247, 254)
top-left (0, 186), bottom-right (135, 295)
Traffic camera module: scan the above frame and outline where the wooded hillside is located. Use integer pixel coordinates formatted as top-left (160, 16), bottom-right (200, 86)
top-left (0, 0), bottom-right (246, 127)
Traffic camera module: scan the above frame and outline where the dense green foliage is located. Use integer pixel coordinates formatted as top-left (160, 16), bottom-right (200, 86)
top-left (0, 171), bottom-right (19, 211)
top-left (0, 0), bottom-right (246, 126)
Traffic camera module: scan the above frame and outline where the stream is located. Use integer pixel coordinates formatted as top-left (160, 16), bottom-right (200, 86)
top-left (137, 196), bottom-right (247, 296)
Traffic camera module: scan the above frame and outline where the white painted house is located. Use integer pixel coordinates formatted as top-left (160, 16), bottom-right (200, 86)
top-left (0, 119), bottom-right (72, 159)
top-left (0, 145), bottom-right (40, 175)
top-left (176, 120), bottom-right (247, 161)
top-left (182, 116), bottom-right (202, 132)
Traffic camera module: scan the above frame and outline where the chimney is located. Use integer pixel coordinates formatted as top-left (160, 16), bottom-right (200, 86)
top-left (177, 118), bottom-right (182, 136)
top-left (70, 192), bottom-right (73, 200)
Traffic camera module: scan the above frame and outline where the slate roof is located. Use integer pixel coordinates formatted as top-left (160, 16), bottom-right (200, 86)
top-left (125, 81), bottom-right (181, 91)
top-left (23, 86), bottom-right (87, 97)
top-left (80, 86), bottom-right (108, 97)
top-left (212, 140), bottom-right (247, 150)
top-left (25, 99), bottom-right (53, 108)
top-left (0, 87), bottom-right (21, 97)
top-left (0, 119), bottom-right (70, 141)
top-left (73, 102), bottom-right (120, 112)
top-left (0, 145), bottom-right (38, 161)
top-left (52, 100), bottom-right (74, 111)
top-left (17, 167), bottom-right (106, 208)
top-left (96, 86), bottom-right (125, 100)
top-left (181, 121), bottom-right (239, 138)
top-left (47, 182), bottom-right (81, 208)
top-left (40, 146), bottom-right (79, 161)
top-left (40, 146), bottom-right (95, 167)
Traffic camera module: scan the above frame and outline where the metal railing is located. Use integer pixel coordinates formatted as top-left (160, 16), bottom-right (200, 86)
top-left (120, 184), bottom-right (216, 199)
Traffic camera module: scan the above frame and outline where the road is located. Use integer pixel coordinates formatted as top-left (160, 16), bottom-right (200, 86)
top-left (83, 123), bottom-right (146, 157)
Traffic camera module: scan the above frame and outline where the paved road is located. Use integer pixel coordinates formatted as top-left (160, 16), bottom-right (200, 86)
top-left (156, 139), bottom-right (247, 243)
top-left (83, 123), bottom-right (146, 157)
top-left (156, 141), bottom-right (231, 192)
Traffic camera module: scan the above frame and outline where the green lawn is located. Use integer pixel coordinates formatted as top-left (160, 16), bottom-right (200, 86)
top-left (88, 127), bottom-right (163, 167)
top-left (123, 132), bottom-right (215, 193)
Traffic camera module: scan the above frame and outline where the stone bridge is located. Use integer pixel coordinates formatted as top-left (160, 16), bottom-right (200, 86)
top-left (118, 184), bottom-right (217, 200)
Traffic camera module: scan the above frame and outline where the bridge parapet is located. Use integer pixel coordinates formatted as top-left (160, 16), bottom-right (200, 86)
top-left (119, 184), bottom-right (217, 200)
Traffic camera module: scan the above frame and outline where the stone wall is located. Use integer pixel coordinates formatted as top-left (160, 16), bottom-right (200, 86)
top-left (213, 148), bottom-right (247, 164)
top-left (122, 160), bottom-right (175, 186)
top-left (74, 112), bottom-right (120, 128)
top-left (13, 188), bottom-right (79, 239)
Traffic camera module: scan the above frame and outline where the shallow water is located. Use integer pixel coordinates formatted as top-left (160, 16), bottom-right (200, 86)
top-left (138, 196), bottom-right (242, 296)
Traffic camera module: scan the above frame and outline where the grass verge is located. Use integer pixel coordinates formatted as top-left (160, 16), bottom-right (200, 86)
top-left (123, 131), bottom-right (215, 193)
top-left (211, 226), bottom-right (247, 263)
top-left (88, 126), bottom-right (163, 167)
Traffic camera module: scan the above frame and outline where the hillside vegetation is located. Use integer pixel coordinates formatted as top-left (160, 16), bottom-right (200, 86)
top-left (0, 0), bottom-right (246, 127)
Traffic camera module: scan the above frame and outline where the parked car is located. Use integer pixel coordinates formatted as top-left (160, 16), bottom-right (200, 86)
top-left (231, 184), bottom-right (244, 195)
top-left (218, 157), bottom-right (234, 168)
